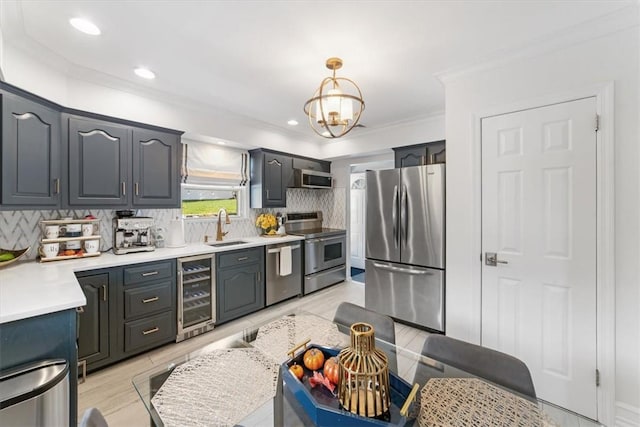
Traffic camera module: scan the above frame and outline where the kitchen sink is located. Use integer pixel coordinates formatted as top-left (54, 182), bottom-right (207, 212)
top-left (206, 240), bottom-right (249, 247)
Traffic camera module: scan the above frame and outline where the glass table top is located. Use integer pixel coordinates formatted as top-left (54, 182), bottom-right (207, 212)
top-left (132, 311), bottom-right (598, 426)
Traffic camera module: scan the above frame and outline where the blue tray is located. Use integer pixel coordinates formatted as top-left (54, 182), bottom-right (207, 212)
top-left (281, 345), bottom-right (416, 426)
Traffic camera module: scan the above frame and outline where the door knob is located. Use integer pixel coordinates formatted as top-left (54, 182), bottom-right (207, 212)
top-left (485, 252), bottom-right (508, 267)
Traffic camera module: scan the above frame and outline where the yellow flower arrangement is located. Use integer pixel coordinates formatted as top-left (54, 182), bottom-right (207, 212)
top-left (255, 213), bottom-right (278, 234)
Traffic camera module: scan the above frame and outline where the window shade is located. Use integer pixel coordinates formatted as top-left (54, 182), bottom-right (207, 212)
top-left (181, 140), bottom-right (248, 186)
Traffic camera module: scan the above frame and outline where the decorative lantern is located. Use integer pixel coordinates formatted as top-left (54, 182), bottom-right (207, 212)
top-left (338, 322), bottom-right (391, 418)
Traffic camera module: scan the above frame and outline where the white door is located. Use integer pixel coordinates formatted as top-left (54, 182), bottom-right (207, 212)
top-left (350, 173), bottom-right (366, 270)
top-left (481, 97), bottom-right (597, 418)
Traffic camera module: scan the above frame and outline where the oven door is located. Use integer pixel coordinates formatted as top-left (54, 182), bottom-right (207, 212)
top-left (305, 234), bottom-right (346, 274)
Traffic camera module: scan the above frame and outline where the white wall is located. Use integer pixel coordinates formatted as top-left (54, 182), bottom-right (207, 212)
top-left (1, 45), bottom-right (322, 158)
top-left (443, 25), bottom-right (639, 425)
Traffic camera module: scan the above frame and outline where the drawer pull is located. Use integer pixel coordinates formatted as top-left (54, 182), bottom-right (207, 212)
top-left (142, 271), bottom-right (159, 277)
top-left (142, 327), bottom-right (159, 335)
top-left (237, 256), bottom-right (249, 261)
top-left (142, 296), bottom-right (159, 304)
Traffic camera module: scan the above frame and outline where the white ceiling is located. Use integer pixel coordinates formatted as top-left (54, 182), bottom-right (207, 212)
top-left (1, 0), bottom-right (633, 139)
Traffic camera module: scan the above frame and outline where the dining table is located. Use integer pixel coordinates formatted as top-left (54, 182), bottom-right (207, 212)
top-left (132, 311), bottom-right (597, 427)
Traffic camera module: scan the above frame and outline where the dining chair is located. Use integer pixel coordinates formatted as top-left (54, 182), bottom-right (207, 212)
top-left (333, 302), bottom-right (396, 344)
top-left (420, 334), bottom-right (537, 400)
top-left (79, 407), bottom-right (109, 427)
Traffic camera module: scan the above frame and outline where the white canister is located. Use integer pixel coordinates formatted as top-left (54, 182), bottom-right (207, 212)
top-left (166, 218), bottom-right (185, 248)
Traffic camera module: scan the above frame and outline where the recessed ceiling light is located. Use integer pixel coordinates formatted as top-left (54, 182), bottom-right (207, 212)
top-left (134, 67), bottom-right (156, 80)
top-left (69, 18), bottom-right (101, 36)
top-left (287, 119), bottom-right (299, 126)
top-left (217, 141), bottom-right (226, 145)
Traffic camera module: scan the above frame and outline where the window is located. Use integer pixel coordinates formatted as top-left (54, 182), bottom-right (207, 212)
top-left (181, 139), bottom-right (248, 218)
top-left (181, 184), bottom-right (246, 217)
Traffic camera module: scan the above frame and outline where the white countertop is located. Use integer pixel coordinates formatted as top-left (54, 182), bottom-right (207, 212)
top-left (0, 235), bottom-right (304, 325)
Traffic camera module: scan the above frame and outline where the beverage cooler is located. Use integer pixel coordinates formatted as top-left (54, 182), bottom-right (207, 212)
top-left (177, 255), bottom-right (215, 342)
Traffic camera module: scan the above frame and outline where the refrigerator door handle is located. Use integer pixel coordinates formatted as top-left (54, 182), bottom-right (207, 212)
top-left (372, 262), bottom-right (433, 275)
top-left (392, 185), bottom-right (399, 247)
top-left (401, 185), bottom-right (408, 245)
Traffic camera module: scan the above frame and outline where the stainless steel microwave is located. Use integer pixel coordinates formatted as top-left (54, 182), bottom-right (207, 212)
top-left (293, 169), bottom-right (333, 189)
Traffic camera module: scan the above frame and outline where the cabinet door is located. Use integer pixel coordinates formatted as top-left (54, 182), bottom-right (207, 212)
top-left (1, 93), bottom-right (61, 207)
top-left (263, 153), bottom-right (290, 207)
top-left (216, 262), bottom-right (264, 323)
top-left (132, 128), bottom-right (180, 207)
top-left (77, 274), bottom-right (110, 366)
top-left (394, 146), bottom-right (427, 168)
top-left (68, 116), bottom-right (130, 206)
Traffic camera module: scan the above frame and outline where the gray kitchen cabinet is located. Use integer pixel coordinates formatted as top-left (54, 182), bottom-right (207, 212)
top-left (117, 260), bottom-right (176, 357)
top-left (132, 128), bottom-right (181, 207)
top-left (67, 116), bottom-right (130, 206)
top-left (292, 157), bottom-right (331, 173)
top-left (216, 247), bottom-right (265, 324)
top-left (77, 273), bottom-right (110, 367)
top-left (393, 140), bottom-right (446, 168)
top-left (249, 149), bottom-right (291, 208)
top-left (0, 309), bottom-right (79, 426)
top-left (75, 260), bottom-right (176, 373)
top-left (1, 92), bottom-right (61, 207)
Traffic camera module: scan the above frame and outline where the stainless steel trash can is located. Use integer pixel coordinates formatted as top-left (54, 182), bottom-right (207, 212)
top-left (0, 359), bottom-right (69, 426)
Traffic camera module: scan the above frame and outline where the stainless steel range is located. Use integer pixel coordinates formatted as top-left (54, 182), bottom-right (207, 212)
top-left (285, 212), bottom-right (346, 294)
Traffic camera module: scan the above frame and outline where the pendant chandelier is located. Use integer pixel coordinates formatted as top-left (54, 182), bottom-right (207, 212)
top-left (303, 57), bottom-right (365, 139)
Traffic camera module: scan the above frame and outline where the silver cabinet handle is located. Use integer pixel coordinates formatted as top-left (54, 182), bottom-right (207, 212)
top-left (121, 181), bottom-right (126, 196)
top-left (142, 296), bottom-right (159, 304)
top-left (142, 271), bottom-right (159, 277)
top-left (53, 178), bottom-right (60, 194)
top-left (142, 327), bottom-right (159, 335)
top-left (238, 256), bottom-right (249, 261)
top-left (392, 185), bottom-right (398, 247)
top-left (372, 262), bottom-right (432, 275)
top-left (257, 271), bottom-right (261, 283)
top-left (101, 285), bottom-right (107, 301)
top-left (135, 182), bottom-right (139, 196)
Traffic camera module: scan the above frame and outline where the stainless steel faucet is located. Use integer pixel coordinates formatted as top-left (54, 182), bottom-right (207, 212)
top-left (216, 208), bottom-right (231, 241)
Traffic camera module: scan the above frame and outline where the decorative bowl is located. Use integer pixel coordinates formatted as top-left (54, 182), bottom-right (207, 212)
top-left (0, 247), bottom-right (30, 268)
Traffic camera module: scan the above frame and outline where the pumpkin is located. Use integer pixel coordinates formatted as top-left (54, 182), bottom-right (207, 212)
top-left (323, 357), bottom-right (339, 385)
top-left (289, 363), bottom-right (304, 380)
top-left (303, 348), bottom-right (325, 371)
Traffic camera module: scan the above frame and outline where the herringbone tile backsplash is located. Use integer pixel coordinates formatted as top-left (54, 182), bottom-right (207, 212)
top-left (0, 188), bottom-right (346, 260)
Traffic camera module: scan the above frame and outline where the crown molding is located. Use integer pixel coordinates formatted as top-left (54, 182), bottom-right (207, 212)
top-left (435, 3), bottom-right (639, 84)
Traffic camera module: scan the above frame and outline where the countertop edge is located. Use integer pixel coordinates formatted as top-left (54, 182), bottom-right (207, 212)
top-left (0, 235), bottom-right (305, 325)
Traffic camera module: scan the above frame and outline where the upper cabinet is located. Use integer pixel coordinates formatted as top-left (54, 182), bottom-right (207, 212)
top-left (131, 128), bottom-right (181, 207)
top-left (249, 149), bottom-right (292, 208)
top-left (0, 82), bottom-right (183, 210)
top-left (393, 140), bottom-right (446, 168)
top-left (1, 92), bottom-right (61, 207)
top-left (67, 116), bottom-right (130, 206)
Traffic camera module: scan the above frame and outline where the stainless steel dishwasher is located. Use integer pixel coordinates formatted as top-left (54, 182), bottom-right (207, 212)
top-left (266, 241), bottom-right (302, 306)
top-left (0, 359), bottom-right (69, 426)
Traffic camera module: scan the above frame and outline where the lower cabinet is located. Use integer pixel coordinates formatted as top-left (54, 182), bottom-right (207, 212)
top-left (216, 247), bottom-right (265, 324)
top-left (77, 273), bottom-right (110, 366)
top-left (75, 260), bottom-right (176, 373)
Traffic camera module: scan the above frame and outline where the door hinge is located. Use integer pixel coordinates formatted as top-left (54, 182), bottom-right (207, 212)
top-left (595, 114), bottom-right (600, 132)
top-left (596, 369), bottom-right (600, 387)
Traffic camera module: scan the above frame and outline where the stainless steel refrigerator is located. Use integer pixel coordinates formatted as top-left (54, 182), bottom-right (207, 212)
top-left (365, 164), bottom-right (445, 332)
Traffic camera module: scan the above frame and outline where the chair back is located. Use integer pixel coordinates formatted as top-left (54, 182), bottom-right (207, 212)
top-left (333, 302), bottom-right (396, 344)
top-left (421, 334), bottom-right (536, 399)
top-left (79, 407), bottom-right (108, 427)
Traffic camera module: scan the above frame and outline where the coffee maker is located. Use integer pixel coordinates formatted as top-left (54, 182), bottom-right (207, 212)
top-left (113, 210), bottom-right (156, 255)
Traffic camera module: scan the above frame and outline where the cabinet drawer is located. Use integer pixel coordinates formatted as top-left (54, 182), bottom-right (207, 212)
top-left (124, 281), bottom-right (173, 320)
top-left (124, 311), bottom-right (174, 353)
top-left (217, 247), bottom-right (263, 269)
top-left (123, 261), bottom-right (173, 285)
